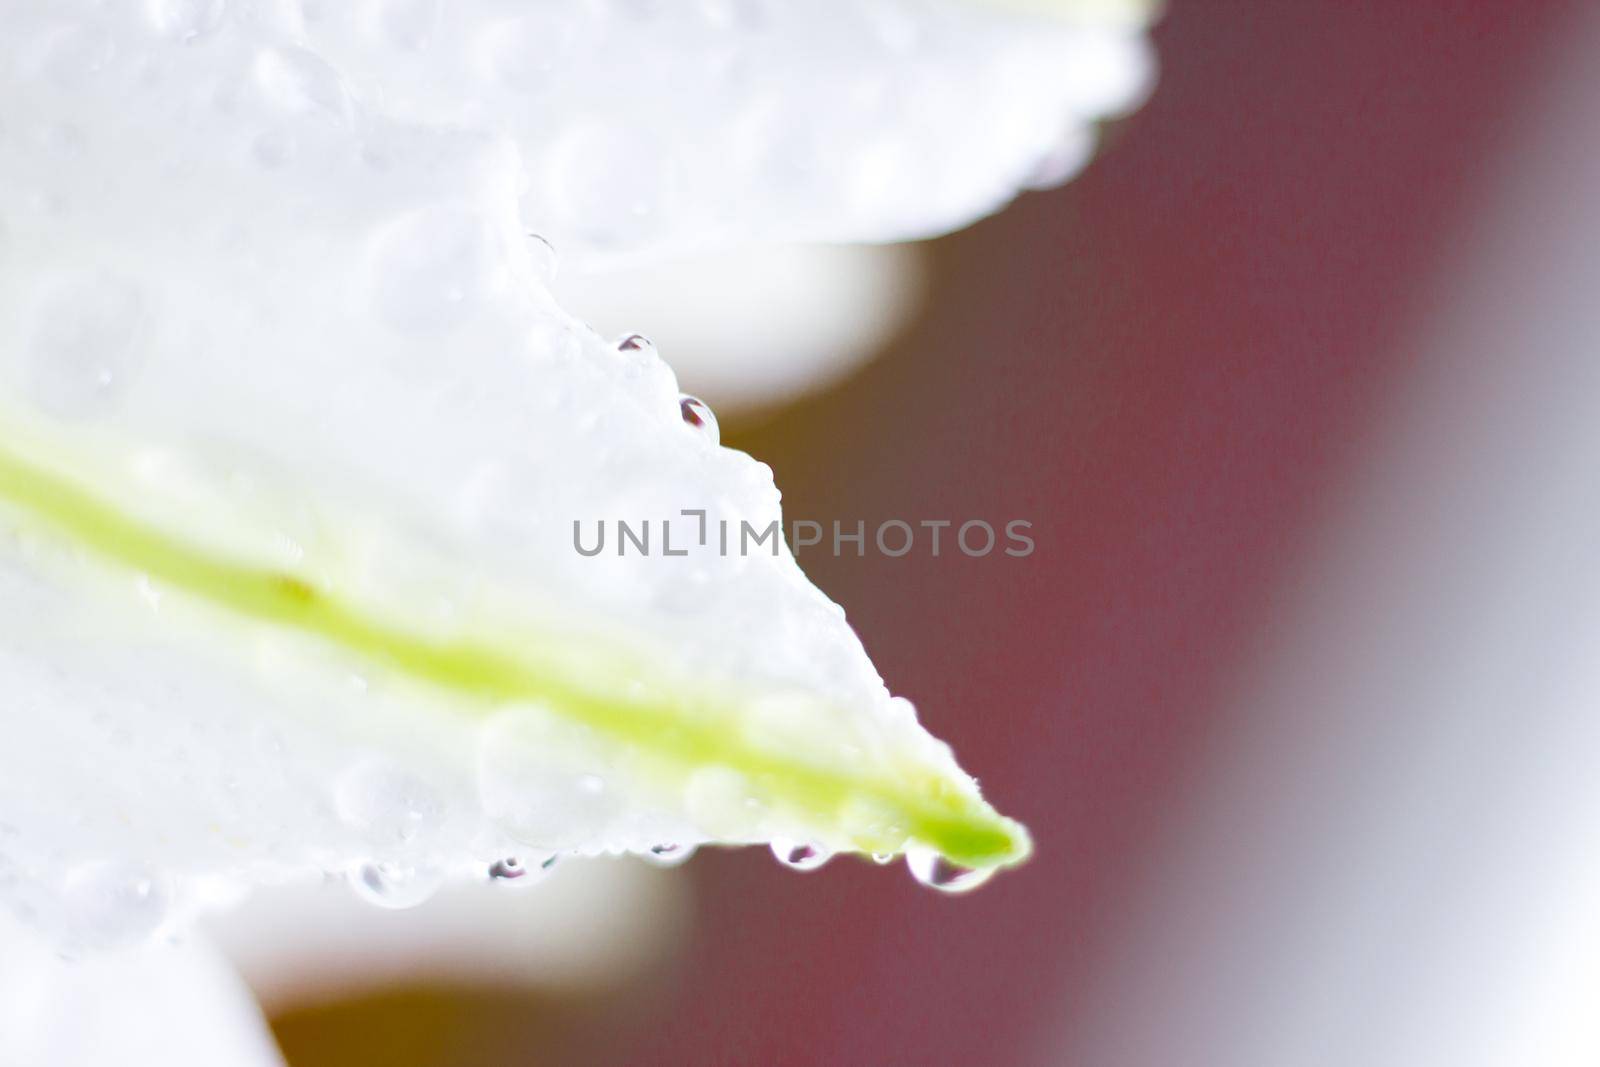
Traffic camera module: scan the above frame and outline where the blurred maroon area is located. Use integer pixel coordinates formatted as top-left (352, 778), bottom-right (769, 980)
top-left (276, 2), bottom-right (1575, 1063)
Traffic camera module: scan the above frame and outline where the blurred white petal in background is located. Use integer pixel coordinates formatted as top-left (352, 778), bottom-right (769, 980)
top-left (556, 243), bottom-right (928, 415)
top-left (0, 914), bottom-right (285, 1067)
top-left (207, 858), bottom-right (689, 1014)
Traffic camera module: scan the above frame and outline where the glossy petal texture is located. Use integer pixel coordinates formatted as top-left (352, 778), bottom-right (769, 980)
top-left (0, 0), bottom-right (1149, 946)
top-left (290, 0), bottom-right (1156, 268)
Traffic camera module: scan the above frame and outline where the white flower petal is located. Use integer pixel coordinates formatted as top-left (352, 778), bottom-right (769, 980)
top-left (287, 0), bottom-right (1158, 268)
top-left (207, 858), bottom-right (689, 1009)
top-left (0, 914), bottom-right (285, 1067)
top-left (0, 0), bottom-right (1088, 949)
top-left (555, 243), bottom-right (928, 414)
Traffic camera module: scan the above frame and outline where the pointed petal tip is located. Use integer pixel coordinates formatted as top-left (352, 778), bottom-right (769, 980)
top-left (911, 806), bottom-right (1034, 874)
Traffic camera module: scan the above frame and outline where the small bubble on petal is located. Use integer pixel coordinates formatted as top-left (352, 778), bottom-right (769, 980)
top-left (333, 759), bottom-right (443, 844)
top-left (678, 395), bottom-right (719, 444)
top-left (28, 272), bottom-right (146, 419)
top-left (370, 208), bottom-right (501, 336)
top-left (905, 846), bottom-right (995, 894)
top-left (487, 855), bottom-right (555, 887)
top-left (254, 46), bottom-right (352, 123)
top-left (527, 233), bottom-right (559, 283)
top-left (645, 842), bottom-right (696, 867)
top-left (146, 0), bottom-right (228, 43)
top-left (770, 838), bottom-right (831, 871)
top-left (60, 861), bottom-right (172, 949)
top-left (349, 860), bottom-right (442, 909)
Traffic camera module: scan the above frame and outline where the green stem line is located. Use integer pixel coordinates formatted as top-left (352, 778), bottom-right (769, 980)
top-left (0, 435), bottom-right (1031, 869)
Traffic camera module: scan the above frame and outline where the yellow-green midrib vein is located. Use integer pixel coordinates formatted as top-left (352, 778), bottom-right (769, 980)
top-left (0, 438), bottom-right (1030, 868)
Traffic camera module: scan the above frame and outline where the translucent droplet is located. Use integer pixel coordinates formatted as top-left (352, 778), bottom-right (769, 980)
top-left (333, 759), bottom-right (443, 844)
top-left (683, 767), bottom-right (755, 838)
top-left (486, 10), bottom-right (586, 96)
top-left (488, 857), bottom-right (525, 880)
top-left (254, 46), bottom-right (352, 123)
top-left (700, 0), bottom-right (778, 32)
top-left (60, 861), bottom-right (171, 949)
top-left (251, 723), bottom-right (287, 760)
top-left (644, 842), bottom-right (696, 868)
top-left (38, 23), bottom-right (116, 87)
top-left (146, 0), bottom-right (228, 43)
top-left (478, 710), bottom-right (622, 851)
top-left (610, 0), bottom-right (666, 21)
top-left (487, 853), bottom-right (557, 885)
top-left (905, 846), bottom-right (995, 894)
top-left (616, 333), bottom-right (654, 354)
top-left (527, 233), bottom-right (559, 283)
top-left (871, 852), bottom-right (896, 865)
top-left (376, 0), bottom-right (440, 50)
top-left (136, 574), bottom-right (166, 612)
top-left (251, 127), bottom-right (295, 169)
top-left (370, 207), bottom-right (501, 336)
top-left (679, 395), bottom-right (720, 444)
top-left (770, 838), bottom-right (831, 872)
top-left (549, 122), bottom-right (676, 245)
top-left (349, 860), bottom-right (442, 909)
top-left (28, 272), bottom-right (146, 419)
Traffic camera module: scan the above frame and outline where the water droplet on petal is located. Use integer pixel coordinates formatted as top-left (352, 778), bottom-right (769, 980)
top-left (684, 767), bottom-right (757, 838)
top-left (254, 46), bottom-right (352, 123)
top-left (616, 332), bottom-right (653, 354)
top-left (488, 856), bottom-right (525, 880)
top-left (349, 860), bottom-right (442, 909)
top-left (871, 852), bottom-right (896, 866)
top-left (136, 574), bottom-right (166, 612)
top-left (527, 233), bottom-right (559, 283)
top-left (28, 272), bottom-right (147, 419)
top-left (478, 710), bottom-right (622, 851)
top-left (333, 759), bottom-right (443, 844)
top-left (251, 127), bottom-right (295, 169)
top-left (37, 24), bottom-right (116, 87)
top-left (488, 854), bottom-right (556, 886)
top-left (699, 0), bottom-right (778, 31)
top-left (376, 0), bottom-right (440, 51)
top-left (609, 0), bottom-right (666, 21)
top-left (486, 10), bottom-right (586, 95)
top-left (905, 846), bottom-right (995, 894)
top-left (146, 0), bottom-right (228, 43)
top-left (370, 207), bottom-right (501, 336)
top-left (645, 842), bottom-right (696, 867)
top-left (60, 861), bottom-right (171, 949)
top-left (679, 395), bottom-right (719, 444)
top-left (770, 838), bottom-right (831, 871)
top-left (549, 124), bottom-right (675, 245)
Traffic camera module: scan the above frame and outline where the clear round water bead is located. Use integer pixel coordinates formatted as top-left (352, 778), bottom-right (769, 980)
top-left (679, 394), bottom-right (720, 444)
top-left (645, 842), bottom-right (696, 867)
top-left (348, 860), bottom-right (443, 910)
top-left (770, 838), bottom-right (832, 872)
top-left (905, 846), bottom-right (995, 894)
top-left (0, 0), bottom-right (1082, 940)
top-left (615, 332), bottom-right (654, 354)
